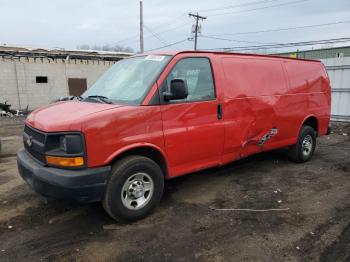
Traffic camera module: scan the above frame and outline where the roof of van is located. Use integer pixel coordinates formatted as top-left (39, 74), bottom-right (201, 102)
top-left (146, 50), bottom-right (321, 63)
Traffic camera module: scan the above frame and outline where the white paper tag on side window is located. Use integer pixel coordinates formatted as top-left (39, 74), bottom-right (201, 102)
top-left (145, 55), bottom-right (165, 61)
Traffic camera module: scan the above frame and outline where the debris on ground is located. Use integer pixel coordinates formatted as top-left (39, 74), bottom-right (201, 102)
top-left (0, 100), bottom-right (29, 117)
top-left (274, 188), bottom-right (283, 194)
top-left (211, 208), bottom-right (290, 212)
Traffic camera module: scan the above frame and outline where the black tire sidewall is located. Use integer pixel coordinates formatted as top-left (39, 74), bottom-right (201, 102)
top-left (297, 126), bottom-right (316, 162)
top-left (104, 156), bottom-right (164, 222)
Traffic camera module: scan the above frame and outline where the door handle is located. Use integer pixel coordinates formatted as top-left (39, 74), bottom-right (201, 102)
top-left (217, 104), bottom-right (223, 120)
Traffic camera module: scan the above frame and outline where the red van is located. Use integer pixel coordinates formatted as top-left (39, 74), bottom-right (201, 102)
top-left (17, 51), bottom-right (331, 222)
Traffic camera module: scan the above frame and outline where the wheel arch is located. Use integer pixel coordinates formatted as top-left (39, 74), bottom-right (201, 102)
top-left (106, 144), bottom-right (169, 178)
top-left (301, 115), bottom-right (319, 135)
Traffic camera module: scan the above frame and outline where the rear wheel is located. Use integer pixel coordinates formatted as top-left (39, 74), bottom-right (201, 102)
top-left (288, 126), bottom-right (316, 163)
top-left (102, 156), bottom-right (164, 223)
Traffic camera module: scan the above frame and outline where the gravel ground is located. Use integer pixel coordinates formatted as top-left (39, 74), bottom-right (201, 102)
top-left (0, 117), bottom-right (349, 262)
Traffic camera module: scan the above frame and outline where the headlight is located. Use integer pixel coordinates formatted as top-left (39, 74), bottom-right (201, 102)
top-left (45, 133), bottom-right (85, 168)
top-left (58, 135), bottom-right (83, 154)
top-left (60, 136), bottom-right (68, 152)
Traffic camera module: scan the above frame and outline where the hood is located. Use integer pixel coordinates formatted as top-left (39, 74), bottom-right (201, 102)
top-left (26, 101), bottom-right (124, 132)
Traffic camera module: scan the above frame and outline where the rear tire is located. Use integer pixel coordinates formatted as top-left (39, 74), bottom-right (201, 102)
top-left (102, 156), bottom-right (164, 223)
top-left (288, 126), bottom-right (316, 163)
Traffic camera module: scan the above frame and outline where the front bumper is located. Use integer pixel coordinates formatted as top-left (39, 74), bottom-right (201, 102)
top-left (17, 148), bottom-right (111, 202)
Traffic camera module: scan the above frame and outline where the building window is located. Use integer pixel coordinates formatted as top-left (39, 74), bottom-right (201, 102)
top-left (36, 76), bottom-right (48, 83)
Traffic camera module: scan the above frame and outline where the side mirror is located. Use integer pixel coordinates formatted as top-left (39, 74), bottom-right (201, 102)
top-left (163, 79), bottom-right (188, 101)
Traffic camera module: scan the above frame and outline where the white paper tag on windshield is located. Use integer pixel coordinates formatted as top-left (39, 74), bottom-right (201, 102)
top-left (145, 55), bottom-right (165, 61)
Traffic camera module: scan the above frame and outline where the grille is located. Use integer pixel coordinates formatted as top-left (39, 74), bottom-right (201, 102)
top-left (24, 125), bottom-right (45, 144)
top-left (23, 125), bottom-right (47, 163)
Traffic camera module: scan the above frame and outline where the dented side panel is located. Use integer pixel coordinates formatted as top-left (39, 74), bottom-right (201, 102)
top-left (220, 56), bottom-right (290, 162)
top-left (218, 55), bottom-right (330, 164)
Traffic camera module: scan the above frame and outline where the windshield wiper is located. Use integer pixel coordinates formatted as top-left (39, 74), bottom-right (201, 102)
top-left (85, 95), bottom-right (113, 104)
top-left (52, 96), bottom-right (83, 102)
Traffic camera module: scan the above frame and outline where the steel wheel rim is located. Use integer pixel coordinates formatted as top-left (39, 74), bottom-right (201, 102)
top-left (121, 172), bottom-right (154, 210)
top-left (302, 134), bottom-right (313, 157)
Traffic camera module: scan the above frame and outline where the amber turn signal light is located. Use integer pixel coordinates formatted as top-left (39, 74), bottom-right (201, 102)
top-left (46, 155), bottom-right (84, 167)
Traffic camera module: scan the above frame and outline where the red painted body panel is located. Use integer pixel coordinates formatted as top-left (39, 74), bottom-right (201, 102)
top-left (26, 101), bottom-right (123, 132)
top-left (26, 51), bottom-right (331, 179)
top-left (81, 105), bottom-right (165, 168)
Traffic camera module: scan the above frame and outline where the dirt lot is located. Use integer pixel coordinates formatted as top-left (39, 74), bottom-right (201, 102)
top-left (0, 117), bottom-right (349, 262)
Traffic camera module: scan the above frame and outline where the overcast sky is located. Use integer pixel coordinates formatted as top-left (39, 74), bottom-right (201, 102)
top-left (0, 0), bottom-right (349, 53)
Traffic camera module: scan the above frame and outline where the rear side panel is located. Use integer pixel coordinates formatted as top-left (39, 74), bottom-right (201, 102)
top-left (283, 60), bottom-right (331, 136)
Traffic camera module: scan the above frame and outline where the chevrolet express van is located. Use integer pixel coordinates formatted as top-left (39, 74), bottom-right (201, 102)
top-left (17, 51), bottom-right (331, 222)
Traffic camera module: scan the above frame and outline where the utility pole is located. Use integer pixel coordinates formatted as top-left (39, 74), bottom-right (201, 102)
top-left (139, 1), bottom-right (144, 53)
top-left (189, 12), bottom-right (206, 51)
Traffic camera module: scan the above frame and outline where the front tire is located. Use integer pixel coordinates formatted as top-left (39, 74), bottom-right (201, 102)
top-left (102, 156), bottom-right (164, 223)
top-left (288, 126), bottom-right (316, 163)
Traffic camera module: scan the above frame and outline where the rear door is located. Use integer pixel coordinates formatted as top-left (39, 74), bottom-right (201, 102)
top-left (159, 55), bottom-right (225, 177)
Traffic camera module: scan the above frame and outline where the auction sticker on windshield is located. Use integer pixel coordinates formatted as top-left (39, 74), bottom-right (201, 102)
top-left (145, 55), bottom-right (165, 61)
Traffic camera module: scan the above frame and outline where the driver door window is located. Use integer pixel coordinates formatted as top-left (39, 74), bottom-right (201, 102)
top-left (165, 57), bottom-right (215, 102)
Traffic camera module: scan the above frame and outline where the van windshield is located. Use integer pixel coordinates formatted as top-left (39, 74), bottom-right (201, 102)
top-left (82, 55), bottom-right (171, 105)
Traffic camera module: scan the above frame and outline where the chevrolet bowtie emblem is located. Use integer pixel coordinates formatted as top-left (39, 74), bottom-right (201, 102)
top-left (26, 136), bottom-right (33, 147)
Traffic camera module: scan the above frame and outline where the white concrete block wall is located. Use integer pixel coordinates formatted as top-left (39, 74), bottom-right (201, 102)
top-left (0, 57), bottom-right (114, 110)
top-left (0, 60), bottom-right (20, 108)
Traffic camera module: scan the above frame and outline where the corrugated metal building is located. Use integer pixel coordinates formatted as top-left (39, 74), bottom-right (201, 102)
top-left (322, 57), bottom-right (350, 121)
top-left (0, 45), bottom-right (132, 110)
top-left (275, 45), bottom-right (350, 59)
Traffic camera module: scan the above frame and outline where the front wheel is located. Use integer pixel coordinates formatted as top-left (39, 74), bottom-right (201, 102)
top-left (102, 156), bottom-right (164, 223)
top-left (288, 126), bottom-right (316, 163)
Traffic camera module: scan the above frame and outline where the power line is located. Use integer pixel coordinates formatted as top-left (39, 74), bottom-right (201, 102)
top-left (201, 20), bottom-right (350, 45)
top-left (208, 0), bottom-right (310, 17)
top-left (144, 24), bottom-right (168, 45)
top-left (105, 0), bottom-right (311, 49)
top-left (206, 20), bottom-right (350, 37)
top-left (198, 0), bottom-right (282, 13)
top-left (209, 37), bottom-right (350, 51)
top-left (238, 37), bottom-right (350, 51)
top-left (108, 12), bottom-right (189, 47)
top-left (201, 35), bottom-right (279, 45)
top-left (153, 21), bottom-right (192, 36)
top-left (203, 37), bottom-right (350, 51)
top-left (109, 21), bottom-right (191, 47)
top-left (146, 13), bottom-right (189, 34)
top-left (145, 39), bottom-right (188, 52)
top-left (108, 0), bottom-right (324, 52)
